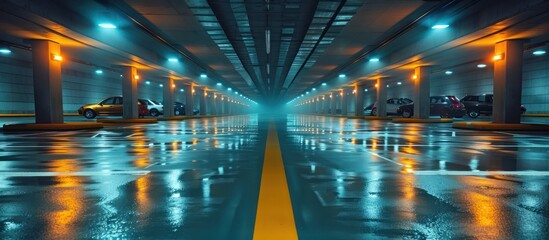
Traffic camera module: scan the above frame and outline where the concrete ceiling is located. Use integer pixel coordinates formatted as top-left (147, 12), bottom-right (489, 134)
top-left (1, 0), bottom-right (549, 105)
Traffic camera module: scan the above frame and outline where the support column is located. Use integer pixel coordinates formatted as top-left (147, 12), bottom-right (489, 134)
top-left (226, 98), bottom-right (232, 115)
top-left (309, 100), bottom-right (314, 114)
top-left (322, 95), bottom-right (329, 114)
top-left (341, 87), bottom-right (351, 116)
top-left (163, 77), bottom-right (175, 117)
top-left (330, 92), bottom-right (337, 115)
top-left (184, 84), bottom-right (194, 116)
top-left (212, 93), bottom-right (219, 115)
top-left (220, 95), bottom-right (226, 114)
top-left (208, 91), bottom-right (216, 115)
top-left (354, 84), bottom-right (365, 116)
top-left (493, 40), bottom-right (524, 124)
top-left (31, 40), bottom-right (64, 123)
top-left (376, 78), bottom-right (388, 116)
top-left (122, 66), bottom-right (139, 119)
top-left (196, 88), bottom-right (207, 115)
top-left (413, 66), bottom-right (430, 119)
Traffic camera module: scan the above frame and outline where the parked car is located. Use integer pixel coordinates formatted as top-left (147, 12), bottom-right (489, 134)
top-left (363, 103), bottom-right (374, 115)
top-left (139, 99), bottom-right (163, 117)
top-left (78, 96), bottom-right (148, 119)
top-left (173, 102), bottom-right (199, 115)
top-left (461, 94), bottom-right (526, 118)
top-left (397, 95), bottom-right (466, 118)
top-left (370, 98), bottom-right (413, 116)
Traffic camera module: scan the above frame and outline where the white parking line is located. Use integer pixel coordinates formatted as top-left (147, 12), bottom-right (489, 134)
top-left (412, 170), bottom-right (549, 176)
top-left (0, 170), bottom-right (150, 177)
top-left (368, 151), bottom-right (404, 166)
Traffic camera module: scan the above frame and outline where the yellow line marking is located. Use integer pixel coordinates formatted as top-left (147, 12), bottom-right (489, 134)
top-left (253, 123), bottom-right (298, 240)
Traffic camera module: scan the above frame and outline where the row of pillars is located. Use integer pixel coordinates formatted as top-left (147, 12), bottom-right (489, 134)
top-left (296, 40), bottom-right (524, 124)
top-left (32, 40), bottom-right (247, 124)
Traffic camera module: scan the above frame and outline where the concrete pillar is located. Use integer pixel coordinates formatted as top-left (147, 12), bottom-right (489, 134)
top-left (341, 87), bottom-right (351, 116)
top-left (226, 98), bottom-right (232, 115)
top-left (322, 95), bottom-right (328, 114)
top-left (493, 40), bottom-right (524, 124)
top-left (184, 84), bottom-right (194, 116)
top-left (376, 78), bottom-right (388, 116)
top-left (122, 66), bottom-right (139, 119)
top-left (214, 93), bottom-right (223, 115)
top-left (309, 100), bottom-right (314, 114)
top-left (163, 77), bottom-right (175, 117)
top-left (354, 84), bottom-right (365, 116)
top-left (196, 88), bottom-right (206, 115)
top-left (208, 91), bottom-right (217, 115)
top-left (31, 40), bottom-right (64, 123)
top-left (330, 93), bottom-right (337, 115)
top-left (413, 66), bottom-right (430, 119)
top-left (220, 95), bottom-right (226, 114)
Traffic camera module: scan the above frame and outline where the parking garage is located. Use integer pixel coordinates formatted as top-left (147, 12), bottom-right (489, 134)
top-left (1, 0), bottom-right (549, 239)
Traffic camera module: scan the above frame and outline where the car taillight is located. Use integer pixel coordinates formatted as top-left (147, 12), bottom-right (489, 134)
top-left (451, 103), bottom-right (460, 109)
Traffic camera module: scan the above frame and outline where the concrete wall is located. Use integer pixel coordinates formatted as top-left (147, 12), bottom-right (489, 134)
top-left (0, 57), bottom-right (185, 114)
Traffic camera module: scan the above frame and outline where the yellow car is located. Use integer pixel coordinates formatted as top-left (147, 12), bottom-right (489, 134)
top-left (78, 96), bottom-right (149, 119)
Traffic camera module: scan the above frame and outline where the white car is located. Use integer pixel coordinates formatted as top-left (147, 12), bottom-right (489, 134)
top-left (139, 99), bottom-right (164, 117)
top-left (371, 98), bottom-right (413, 116)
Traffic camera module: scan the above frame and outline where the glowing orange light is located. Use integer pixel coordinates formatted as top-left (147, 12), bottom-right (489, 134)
top-left (493, 53), bottom-right (504, 61)
top-left (412, 75), bottom-right (417, 80)
top-left (134, 75), bottom-right (140, 79)
top-left (52, 54), bottom-right (63, 61)
top-left (375, 83), bottom-right (379, 87)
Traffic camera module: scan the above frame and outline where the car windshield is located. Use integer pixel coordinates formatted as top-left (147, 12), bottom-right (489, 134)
top-left (401, 98), bottom-right (412, 104)
top-left (448, 96), bottom-right (459, 102)
top-left (151, 100), bottom-right (161, 105)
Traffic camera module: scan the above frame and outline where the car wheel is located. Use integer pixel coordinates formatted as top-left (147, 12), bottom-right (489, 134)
top-left (175, 109), bottom-right (181, 116)
top-left (402, 110), bottom-right (412, 118)
top-left (83, 109), bottom-right (96, 119)
top-left (150, 109), bottom-right (159, 117)
top-left (371, 109), bottom-right (377, 116)
top-left (467, 110), bottom-right (479, 118)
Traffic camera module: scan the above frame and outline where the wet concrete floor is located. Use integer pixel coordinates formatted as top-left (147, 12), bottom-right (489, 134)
top-left (1, 114), bottom-right (548, 239)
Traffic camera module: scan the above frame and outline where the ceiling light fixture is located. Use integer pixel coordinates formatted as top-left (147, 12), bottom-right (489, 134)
top-left (0, 47), bottom-right (12, 54)
top-left (339, 74), bottom-right (346, 78)
top-left (95, 69), bottom-right (103, 74)
top-left (265, 29), bottom-right (271, 54)
top-left (369, 58), bottom-right (380, 62)
top-left (533, 50), bottom-right (546, 56)
top-left (477, 64), bottom-right (487, 68)
top-left (98, 23), bottom-right (117, 29)
top-left (322, 83), bottom-right (327, 86)
top-left (432, 24), bottom-right (449, 29)
top-left (200, 74), bottom-right (207, 78)
top-left (168, 58), bottom-right (178, 62)
top-left (445, 70), bottom-right (453, 75)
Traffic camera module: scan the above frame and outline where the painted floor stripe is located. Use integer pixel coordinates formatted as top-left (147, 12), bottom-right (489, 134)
top-left (0, 170), bottom-right (150, 177)
top-left (253, 123), bottom-right (298, 240)
top-left (369, 151), bottom-right (404, 166)
top-left (412, 170), bottom-right (549, 176)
